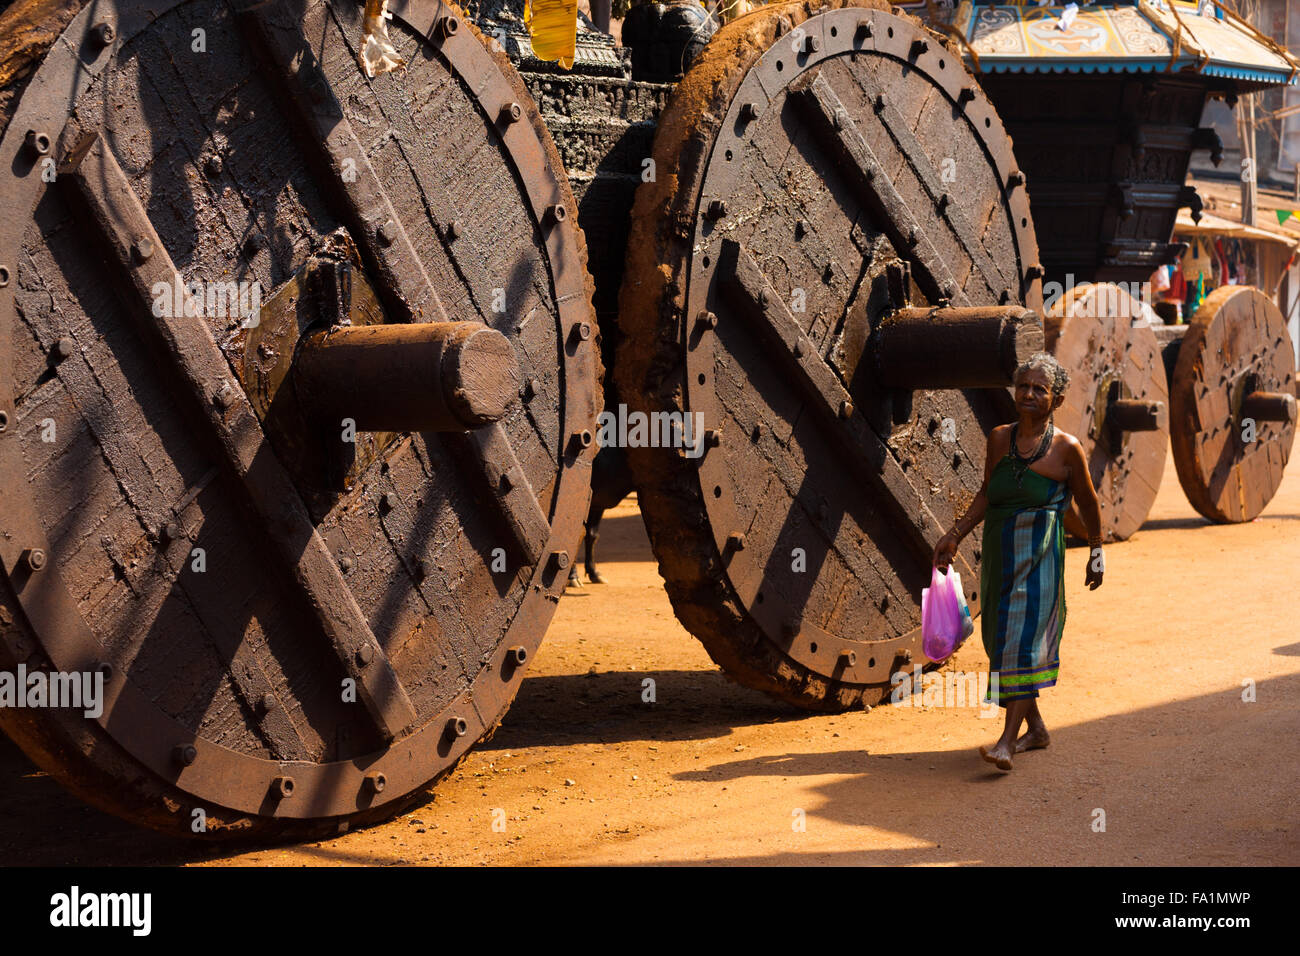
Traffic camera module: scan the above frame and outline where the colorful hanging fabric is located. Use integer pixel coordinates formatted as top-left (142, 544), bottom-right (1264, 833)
top-left (1168, 266), bottom-right (1187, 303)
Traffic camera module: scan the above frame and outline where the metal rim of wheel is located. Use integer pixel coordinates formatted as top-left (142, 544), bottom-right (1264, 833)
top-left (0, 0), bottom-right (599, 837)
top-left (1169, 284), bottom-right (1296, 524)
top-left (1045, 282), bottom-right (1169, 542)
top-left (616, 0), bottom-right (1044, 711)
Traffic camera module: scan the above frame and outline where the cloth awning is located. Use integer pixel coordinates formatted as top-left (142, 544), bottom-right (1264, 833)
top-left (948, 1), bottom-right (1300, 87)
top-left (1173, 209), bottom-right (1300, 249)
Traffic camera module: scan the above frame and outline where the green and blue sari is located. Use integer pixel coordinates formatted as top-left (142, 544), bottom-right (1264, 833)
top-left (980, 450), bottom-right (1071, 706)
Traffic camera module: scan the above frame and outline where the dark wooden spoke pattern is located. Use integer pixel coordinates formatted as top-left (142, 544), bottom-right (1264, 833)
top-left (1046, 283), bottom-right (1169, 543)
top-left (0, 0), bottom-right (596, 836)
top-left (617, 1), bottom-right (1042, 711)
top-left (795, 73), bottom-right (966, 308)
top-left (1170, 286), bottom-right (1296, 523)
top-left (719, 238), bottom-right (943, 565)
top-left (61, 130), bottom-right (418, 742)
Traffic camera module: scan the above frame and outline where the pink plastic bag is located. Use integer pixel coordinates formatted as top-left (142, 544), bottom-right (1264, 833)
top-left (922, 565), bottom-right (970, 663)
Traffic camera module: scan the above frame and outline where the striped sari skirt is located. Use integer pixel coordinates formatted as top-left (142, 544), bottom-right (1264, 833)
top-left (979, 455), bottom-right (1071, 706)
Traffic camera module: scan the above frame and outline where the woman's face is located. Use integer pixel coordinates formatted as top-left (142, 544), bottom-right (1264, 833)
top-left (1014, 367), bottom-right (1059, 418)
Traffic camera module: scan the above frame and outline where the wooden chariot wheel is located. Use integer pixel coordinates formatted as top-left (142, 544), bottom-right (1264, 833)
top-left (1169, 285), bottom-right (1296, 523)
top-left (617, 0), bottom-right (1044, 710)
top-left (0, 0), bottom-right (599, 837)
top-left (1046, 282), bottom-right (1169, 542)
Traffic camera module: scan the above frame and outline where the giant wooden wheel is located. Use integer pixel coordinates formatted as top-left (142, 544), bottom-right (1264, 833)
top-left (1170, 285), bottom-right (1296, 523)
top-left (0, 0), bottom-right (599, 837)
top-left (617, 0), bottom-right (1044, 711)
top-left (1046, 282), bottom-right (1168, 542)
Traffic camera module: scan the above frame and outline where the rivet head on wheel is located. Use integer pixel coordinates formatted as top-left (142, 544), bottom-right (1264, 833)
top-left (356, 644), bottom-right (375, 666)
top-left (23, 130), bottom-right (51, 160)
top-left (23, 548), bottom-right (46, 572)
top-left (260, 693), bottom-right (276, 713)
top-left (0, 264), bottom-right (10, 286)
top-left (499, 102), bottom-right (522, 124)
top-left (173, 744), bottom-right (198, 766)
top-left (271, 776), bottom-right (295, 798)
top-left (377, 219), bottom-right (397, 246)
top-left (364, 772), bottom-right (387, 794)
top-left (446, 716), bottom-right (469, 738)
top-left (435, 15), bottom-right (460, 39)
top-left (214, 383), bottom-right (235, 408)
top-left (53, 337), bottom-right (76, 360)
top-left (544, 204), bottom-right (567, 226)
top-left (551, 550), bottom-right (571, 570)
top-left (507, 646), bottom-right (528, 667)
top-left (132, 236), bottom-right (154, 263)
top-left (159, 521), bottom-right (181, 544)
top-left (90, 21), bottom-right (116, 48)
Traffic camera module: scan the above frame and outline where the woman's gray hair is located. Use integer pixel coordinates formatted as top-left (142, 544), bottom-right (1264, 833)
top-left (1014, 351), bottom-right (1070, 400)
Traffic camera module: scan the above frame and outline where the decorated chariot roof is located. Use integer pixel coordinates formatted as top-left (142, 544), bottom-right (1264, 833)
top-left (917, 1), bottom-right (1300, 87)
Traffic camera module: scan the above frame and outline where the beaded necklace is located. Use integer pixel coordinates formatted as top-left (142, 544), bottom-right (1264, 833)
top-left (1008, 420), bottom-right (1054, 487)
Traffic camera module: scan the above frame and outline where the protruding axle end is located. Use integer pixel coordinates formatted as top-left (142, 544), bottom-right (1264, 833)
top-left (1108, 398), bottom-right (1166, 434)
top-left (295, 321), bottom-right (521, 433)
top-left (874, 306), bottom-right (1044, 389)
top-left (1241, 390), bottom-right (1297, 425)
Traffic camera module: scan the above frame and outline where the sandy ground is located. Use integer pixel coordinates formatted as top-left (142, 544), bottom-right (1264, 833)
top-left (1, 451), bottom-right (1297, 866)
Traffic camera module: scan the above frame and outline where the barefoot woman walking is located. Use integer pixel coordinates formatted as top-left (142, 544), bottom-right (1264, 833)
top-left (933, 353), bottom-right (1104, 772)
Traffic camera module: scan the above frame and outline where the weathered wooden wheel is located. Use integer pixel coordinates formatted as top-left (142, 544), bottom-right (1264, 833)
top-left (1046, 282), bottom-right (1168, 542)
top-left (0, 0), bottom-right (598, 837)
top-left (1169, 285), bottom-right (1296, 523)
top-left (617, 0), bottom-right (1043, 711)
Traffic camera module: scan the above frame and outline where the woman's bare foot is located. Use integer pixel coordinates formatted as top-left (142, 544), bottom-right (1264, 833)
top-left (1014, 728), bottom-right (1050, 753)
top-left (978, 743), bottom-right (1013, 771)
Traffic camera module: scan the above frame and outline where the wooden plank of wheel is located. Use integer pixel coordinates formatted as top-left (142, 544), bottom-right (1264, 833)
top-left (1170, 285), bottom-right (1297, 523)
top-left (1046, 282), bottom-right (1168, 542)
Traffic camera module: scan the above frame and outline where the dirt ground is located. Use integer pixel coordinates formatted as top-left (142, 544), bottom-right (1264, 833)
top-left (1, 450), bottom-right (1297, 866)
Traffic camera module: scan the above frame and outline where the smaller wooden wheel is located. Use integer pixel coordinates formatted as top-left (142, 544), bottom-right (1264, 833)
top-left (1046, 283), bottom-right (1169, 542)
top-left (1170, 286), bottom-right (1297, 523)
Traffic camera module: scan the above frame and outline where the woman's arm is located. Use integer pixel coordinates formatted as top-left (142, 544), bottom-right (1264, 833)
top-left (933, 425), bottom-right (1004, 569)
top-left (1064, 437), bottom-right (1105, 590)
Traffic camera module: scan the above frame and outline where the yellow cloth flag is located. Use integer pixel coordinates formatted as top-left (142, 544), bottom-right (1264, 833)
top-left (525, 0), bottom-right (578, 70)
